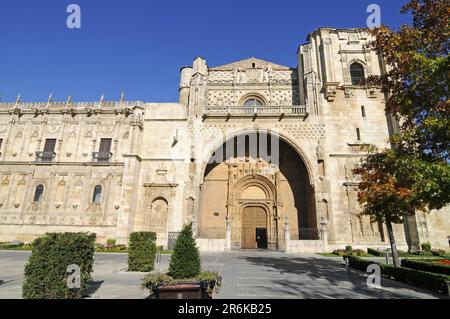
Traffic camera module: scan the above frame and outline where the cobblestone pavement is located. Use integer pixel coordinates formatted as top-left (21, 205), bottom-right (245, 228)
top-left (0, 250), bottom-right (443, 299)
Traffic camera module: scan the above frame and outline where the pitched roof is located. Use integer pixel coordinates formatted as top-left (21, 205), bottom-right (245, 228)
top-left (210, 57), bottom-right (292, 70)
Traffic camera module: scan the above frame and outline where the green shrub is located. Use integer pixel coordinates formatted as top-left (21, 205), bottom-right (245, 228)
top-left (431, 249), bottom-right (447, 257)
top-left (421, 242), bottom-right (432, 252)
top-left (345, 256), bottom-right (450, 295)
top-left (345, 245), bottom-right (353, 253)
top-left (0, 241), bottom-right (23, 249)
top-left (410, 249), bottom-right (434, 256)
top-left (367, 248), bottom-right (410, 257)
top-left (401, 258), bottom-right (450, 276)
top-left (22, 232), bottom-right (96, 299)
top-left (344, 255), bottom-right (376, 271)
top-left (367, 248), bottom-right (383, 256)
top-left (333, 248), bottom-right (365, 256)
top-left (106, 238), bottom-right (116, 246)
top-left (141, 271), bottom-right (221, 296)
top-left (382, 264), bottom-right (449, 294)
top-left (168, 222), bottom-right (201, 279)
top-left (128, 232), bottom-right (157, 272)
top-left (332, 249), bottom-right (347, 256)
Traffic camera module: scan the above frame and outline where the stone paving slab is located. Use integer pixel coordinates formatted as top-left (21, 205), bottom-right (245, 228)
top-left (0, 250), bottom-right (444, 299)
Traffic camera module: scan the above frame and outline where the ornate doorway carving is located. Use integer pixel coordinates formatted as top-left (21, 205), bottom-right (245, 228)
top-left (227, 158), bottom-right (284, 250)
top-left (198, 132), bottom-right (318, 250)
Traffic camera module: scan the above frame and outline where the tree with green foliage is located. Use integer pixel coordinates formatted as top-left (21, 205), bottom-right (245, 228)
top-left (354, 149), bottom-right (450, 266)
top-left (354, 0), bottom-right (450, 267)
top-left (168, 222), bottom-right (201, 279)
top-left (367, 0), bottom-right (449, 161)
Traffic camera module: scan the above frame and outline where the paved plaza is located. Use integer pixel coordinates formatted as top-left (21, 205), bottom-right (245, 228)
top-left (0, 250), bottom-right (443, 299)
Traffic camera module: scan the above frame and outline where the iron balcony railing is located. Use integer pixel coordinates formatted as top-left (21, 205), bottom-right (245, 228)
top-left (203, 105), bottom-right (309, 118)
top-left (35, 151), bottom-right (56, 162)
top-left (92, 152), bottom-right (112, 163)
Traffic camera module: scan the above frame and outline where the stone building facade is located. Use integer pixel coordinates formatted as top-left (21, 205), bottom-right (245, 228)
top-left (0, 28), bottom-right (448, 252)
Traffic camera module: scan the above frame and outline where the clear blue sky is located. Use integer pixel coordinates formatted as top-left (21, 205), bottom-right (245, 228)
top-left (0, 0), bottom-right (410, 103)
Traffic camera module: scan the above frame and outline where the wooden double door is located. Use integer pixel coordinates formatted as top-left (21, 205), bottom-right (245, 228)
top-left (242, 206), bottom-right (268, 249)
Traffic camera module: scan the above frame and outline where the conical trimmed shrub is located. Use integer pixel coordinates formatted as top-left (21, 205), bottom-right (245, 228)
top-left (168, 222), bottom-right (201, 279)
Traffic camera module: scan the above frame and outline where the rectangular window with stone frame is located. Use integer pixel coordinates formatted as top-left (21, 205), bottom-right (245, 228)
top-left (97, 138), bottom-right (112, 162)
top-left (41, 138), bottom-right (56, 162)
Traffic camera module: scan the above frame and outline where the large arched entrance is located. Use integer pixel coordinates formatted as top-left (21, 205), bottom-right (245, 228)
top-left (198, 131), bottom-right (318, 251)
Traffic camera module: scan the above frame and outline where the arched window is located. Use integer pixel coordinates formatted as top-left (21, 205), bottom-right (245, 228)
top-left (243, 98), bottom-right (264, 107)
top-left (33, 185), bottom-right (44, 203)
top-left (350, 63), bottom-right (365, 85)
top-left (92, 185), bottom-right (102, 204)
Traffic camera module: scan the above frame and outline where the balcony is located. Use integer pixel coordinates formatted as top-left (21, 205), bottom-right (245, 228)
top-left (92, 152), bottom-right (112, 163)
top-left (35, 151), bottom-right (56, 162)
top-left (203, 105), bottom-right (309, 120)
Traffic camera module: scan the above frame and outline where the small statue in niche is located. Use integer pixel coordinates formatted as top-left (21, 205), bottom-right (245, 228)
top-left (316, 139), bottom-right (324, 161)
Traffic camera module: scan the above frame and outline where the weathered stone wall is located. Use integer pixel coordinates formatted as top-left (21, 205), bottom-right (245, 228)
top-left (0, 27), bottom-right (448, 251)
top-left (0, 101), bottom-right (144, 243)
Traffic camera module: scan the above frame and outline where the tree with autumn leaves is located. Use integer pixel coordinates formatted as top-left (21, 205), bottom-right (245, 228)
top-left (354, 0), bottom-right (449, 267)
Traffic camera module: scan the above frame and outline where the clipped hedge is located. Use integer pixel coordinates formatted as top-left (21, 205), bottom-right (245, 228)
top-left (23, 232), bottom-right (96, 299)
top-left (383, 264), bottom-right (449, 294)
top-left (128, 232), bottom-right (157, 272)
top-left (367, 248), bottom-right (410, 257)
top-left (401, 258), bottom-right (450, 276)
top-left (345, 255), bottom-right (376, 271)
top-left (344, 255), bottom-right (450, 295)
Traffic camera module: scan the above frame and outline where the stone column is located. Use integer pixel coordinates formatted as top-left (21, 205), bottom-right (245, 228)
top-left (284, 216), bottom-right (290, 253)
top-left (192, 212), bottom-right (198, 237)
top-left (225, 217), bottom-right (231, 251)
top-left (320, 217), bottom-right (328, 252)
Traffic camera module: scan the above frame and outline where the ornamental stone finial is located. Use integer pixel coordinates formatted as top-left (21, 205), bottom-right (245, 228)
top-left (47, 92), bottom-right (53, 104)
top-left (120, 92), bottom-right (125, 104)
top-left (100, 93), bottom-right (105, 104)
top-left (15, 94), bottom-right (21, 104)
top-left (67, 94), bottom-right (72, 105)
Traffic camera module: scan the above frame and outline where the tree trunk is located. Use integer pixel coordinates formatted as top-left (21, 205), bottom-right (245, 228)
top-left (386, 220), bottom-right (400, 267)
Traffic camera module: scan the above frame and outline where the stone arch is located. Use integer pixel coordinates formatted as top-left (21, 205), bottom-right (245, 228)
top-left (347, 59), bottom-right (367, 85)
top-left (198, 130), bottom-right (319, 248)
top-left (241, 186), bottom-right (266, 200)
top-left (29, 182), bottom-right (47, 211)
top-left (233, 175), bottom-right (278, 249)
top-left (234, 174), bottom-right (276, 201)
top-left (90, 183), bottom-right (105, 204)
top-left (200, 128), bottom-right (315, 185)
top-left (238, 93), bottom-right (268, 106)
top-left (146, 196), bottom-right (169, 240)
top-left (348, 58), bottom-right (366, 67)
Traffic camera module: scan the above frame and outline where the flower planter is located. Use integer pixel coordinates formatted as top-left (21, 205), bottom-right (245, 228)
top-left (157, 282), bottom-right (202, 299)
top-left (155, 280), bottom-right (217, 299)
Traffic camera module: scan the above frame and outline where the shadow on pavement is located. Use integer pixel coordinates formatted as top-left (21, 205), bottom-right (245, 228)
top-left (239, 255), bottom-right (442, 299)
top-left (85, 280), bottom-right (104, 296)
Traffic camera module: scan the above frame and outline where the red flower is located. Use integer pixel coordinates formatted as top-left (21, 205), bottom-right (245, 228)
top-left (433, 259), bottom-right (450, 265)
